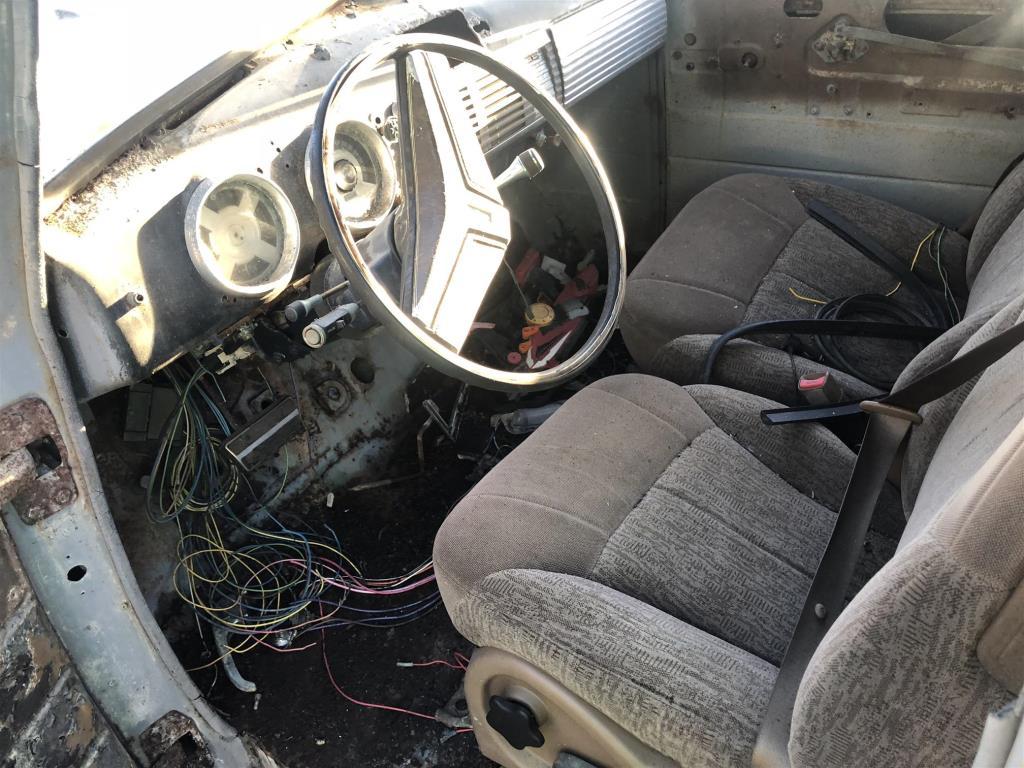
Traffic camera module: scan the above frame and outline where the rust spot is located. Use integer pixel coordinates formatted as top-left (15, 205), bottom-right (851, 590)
top-left (65, 700), bottom-right (97, 753)
top-left (27, 631), bottom-right (63, 688)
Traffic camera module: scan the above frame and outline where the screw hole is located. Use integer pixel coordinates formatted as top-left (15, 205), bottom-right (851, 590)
top-left (57, 328), bottom-right (69, 338)
top-left (67, 565), bottom-right (87, 582)
top-left (454, 698), bottom-right (468, 714)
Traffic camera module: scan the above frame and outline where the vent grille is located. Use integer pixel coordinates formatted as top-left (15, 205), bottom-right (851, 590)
top-left (553, 0), bottom-right (668, 105)
top-left (457, 43), bottom-right (556, 153)
top-left (456, 0), bottom-right (667, 154)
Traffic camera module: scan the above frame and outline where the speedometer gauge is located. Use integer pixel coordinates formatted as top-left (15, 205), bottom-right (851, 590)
top-left (308, 120), bottom-right (397, 235)
top-left (184, 174), bottom-right (299, 296)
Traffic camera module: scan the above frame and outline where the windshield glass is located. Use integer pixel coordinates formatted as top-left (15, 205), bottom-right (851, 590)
top-left (38, 0), bottom-right (337, 182)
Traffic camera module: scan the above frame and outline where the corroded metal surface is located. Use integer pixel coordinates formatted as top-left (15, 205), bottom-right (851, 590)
top-left (139, 710), bottom-right (214, 768)
top-left (0, 397), bottom-right (77, 523)
top-left (0, 520), bottom-right (135, 767)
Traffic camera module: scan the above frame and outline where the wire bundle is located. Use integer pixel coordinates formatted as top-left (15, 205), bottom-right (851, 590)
top-left (145, 361), bottom-right (441, 664)
top-left (788, 226), bottom-right (961, 389)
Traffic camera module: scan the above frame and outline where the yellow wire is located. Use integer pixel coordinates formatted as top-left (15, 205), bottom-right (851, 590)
top-left (787, 227), bottom-right (938, 304)
top-left (886, 227), bottom-right (936, 297)
top-left (788, 287), bottom-right (828, 305)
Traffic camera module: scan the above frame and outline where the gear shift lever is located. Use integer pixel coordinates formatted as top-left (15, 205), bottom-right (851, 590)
top-left (495, 148), bottom-right (545, 189)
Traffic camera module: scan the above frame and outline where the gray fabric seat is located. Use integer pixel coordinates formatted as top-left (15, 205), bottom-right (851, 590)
top-left (434, 292), bottom-right (1024, 766)
top-left (621, 164), bottom-right (1024, 404)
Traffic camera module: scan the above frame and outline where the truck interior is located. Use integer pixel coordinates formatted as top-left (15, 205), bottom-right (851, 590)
top-left (4, 0), bottom-right (1024, 766)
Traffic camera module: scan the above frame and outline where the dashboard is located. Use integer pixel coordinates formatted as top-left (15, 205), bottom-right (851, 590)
top-left (44, 0), bottom-right (666, 401)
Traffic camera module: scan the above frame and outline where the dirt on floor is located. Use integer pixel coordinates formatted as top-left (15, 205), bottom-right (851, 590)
top-left (167, 449), bottom-right (496, 768)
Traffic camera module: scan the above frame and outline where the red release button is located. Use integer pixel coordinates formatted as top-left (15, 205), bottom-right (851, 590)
top-left (799, 373), bottom-right (829, 391)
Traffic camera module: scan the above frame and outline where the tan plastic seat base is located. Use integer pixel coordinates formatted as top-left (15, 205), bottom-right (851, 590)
top-left (465, 647), bottom-right (677, 768)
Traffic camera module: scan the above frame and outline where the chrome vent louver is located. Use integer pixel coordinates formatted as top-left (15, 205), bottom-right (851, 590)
top-left (458, 0), bottom-right (667, 154)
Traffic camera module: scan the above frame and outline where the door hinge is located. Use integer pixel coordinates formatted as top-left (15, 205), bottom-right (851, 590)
top-left (0, 398), bottom-right (77, 523)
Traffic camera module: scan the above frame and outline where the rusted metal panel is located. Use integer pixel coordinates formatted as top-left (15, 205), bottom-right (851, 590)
top-left (1, 517), bottom-right (135, 767)
top-left (139, 711), bottom-right (214, 768)
top-left (0, 397), bottom-right (78, 524)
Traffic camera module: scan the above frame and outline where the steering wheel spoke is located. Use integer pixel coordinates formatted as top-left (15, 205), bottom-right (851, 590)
top-left (392, 49), bottom-right (511, 352)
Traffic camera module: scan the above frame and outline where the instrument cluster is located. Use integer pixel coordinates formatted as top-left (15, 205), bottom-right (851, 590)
top-left (184, 118), bottom-right (398, 298)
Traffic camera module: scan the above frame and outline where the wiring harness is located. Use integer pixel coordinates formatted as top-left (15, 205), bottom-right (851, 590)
top-left (146, 361), bottom-right (441, 667)
top-left (787, 226), bottom-right (960, 390)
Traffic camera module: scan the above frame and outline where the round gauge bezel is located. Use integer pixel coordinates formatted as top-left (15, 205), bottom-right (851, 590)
top-left (303, 119), bottom-right (398, 236)
top-left (184, 173), bottom-right (300, 297)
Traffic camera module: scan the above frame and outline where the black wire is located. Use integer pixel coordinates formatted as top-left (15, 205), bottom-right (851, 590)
top-left (808, 293), bottom-right (931, 390)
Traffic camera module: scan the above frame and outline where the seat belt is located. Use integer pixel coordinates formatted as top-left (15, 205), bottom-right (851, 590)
top-left (751, 321), bottom-right (1024, 768)
top-left (699, 318), bottom-right (942, 385)
top-left (806, 200), bottom-right (950, 328)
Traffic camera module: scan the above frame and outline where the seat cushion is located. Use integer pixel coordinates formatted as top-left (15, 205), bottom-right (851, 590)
top-left (620, 173), bottom-right (970, 399)
top-left (434, 374), bottom-right (903, 765)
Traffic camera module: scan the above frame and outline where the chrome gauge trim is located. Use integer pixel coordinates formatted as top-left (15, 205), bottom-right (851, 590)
top-left (328, 120), bottom-right (398, 235)
top-left (184, 174), bottom-right (300, 297)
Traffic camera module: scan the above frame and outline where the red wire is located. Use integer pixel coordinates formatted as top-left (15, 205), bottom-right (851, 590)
top-left (317, 604), bottom-right (471, 730)
top-left (321, 638), bottom-right (441, 722)
top-left (398, 658), bottom-right (467, 671)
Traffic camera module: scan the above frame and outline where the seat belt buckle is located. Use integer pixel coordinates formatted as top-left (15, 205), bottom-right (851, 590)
top-left (798, 371), bottom-right (844, 407)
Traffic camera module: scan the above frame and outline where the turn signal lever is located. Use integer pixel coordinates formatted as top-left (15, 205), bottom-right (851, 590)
top-left (495, 148), bottom-right (545, 189)
top-left (302, 302), bottom-right (360, 349)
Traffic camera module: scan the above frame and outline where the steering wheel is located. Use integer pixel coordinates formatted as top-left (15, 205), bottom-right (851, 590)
top-left (308, 33), bottom-right (625, 391)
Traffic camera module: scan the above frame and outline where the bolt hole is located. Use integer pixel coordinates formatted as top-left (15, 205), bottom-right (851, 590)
top-left (67, 565), bottom-right (87, 582)
top-left (134, 292), bottom-right (145, 304)
top-left (685, 62), bottom-right (695, 71)
top-left (454, 698), bottom-right (468, 714)
top-left (57, 328), bottom-right (69, 338)
top-left (350, 357), bottom-right (375, 385)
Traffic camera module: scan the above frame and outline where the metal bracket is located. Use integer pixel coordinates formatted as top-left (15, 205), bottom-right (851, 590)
top-left (815, 14), bottom-right (1024, 72)
top-left (0, 398), bottom-right (77, 523)
top-left (812, 16), bottom-right (869, 64)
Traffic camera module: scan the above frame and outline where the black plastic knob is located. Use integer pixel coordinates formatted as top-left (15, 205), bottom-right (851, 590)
top-left (486, 696), bottom-right (545, 750)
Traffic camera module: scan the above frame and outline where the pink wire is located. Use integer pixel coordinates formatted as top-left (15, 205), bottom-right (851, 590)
top-left (280, 558), bottom-right (437, 595)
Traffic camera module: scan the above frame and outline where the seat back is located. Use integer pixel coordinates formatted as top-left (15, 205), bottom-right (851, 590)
top-left (901, 207), bottom-right (1024, 514)
top-left (967, 159), bottom-right (1024, 288)
top-left (789, 293), bottom-right (1024, 767)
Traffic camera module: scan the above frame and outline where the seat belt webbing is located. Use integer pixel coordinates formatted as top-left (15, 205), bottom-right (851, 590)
top-left (752, 321), bottom-right (1024, 768)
